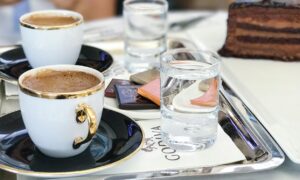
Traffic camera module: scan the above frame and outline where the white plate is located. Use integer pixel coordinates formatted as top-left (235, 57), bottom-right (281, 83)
top-left (188, 12), bottom-right (300, 163)
top-left (104, 74), bottom-right (160, 120)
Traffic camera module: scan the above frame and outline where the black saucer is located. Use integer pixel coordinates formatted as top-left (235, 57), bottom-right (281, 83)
top-left (0, 45), bottom-right (113, 82)
top-left (0, 109), bottom-right (144, 178)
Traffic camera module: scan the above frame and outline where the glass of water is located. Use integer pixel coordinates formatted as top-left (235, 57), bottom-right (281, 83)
top-left (123, 0), bottom-right (168, 73)
top-left (160, 49), bottom-right (221, 151)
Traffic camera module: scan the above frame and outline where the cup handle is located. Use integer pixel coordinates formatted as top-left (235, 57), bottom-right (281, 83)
top-left (73, 103), bottom-right (97, 149)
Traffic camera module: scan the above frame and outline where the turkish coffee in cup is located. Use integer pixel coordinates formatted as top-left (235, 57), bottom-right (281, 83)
top-left (22, 13), bottom-right (79, 27)
top-left (18, 65), bottom-right (104, 158)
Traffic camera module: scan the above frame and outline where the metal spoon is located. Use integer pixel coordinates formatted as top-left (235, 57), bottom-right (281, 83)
top-left (169, 14), bottom-right (213, 31)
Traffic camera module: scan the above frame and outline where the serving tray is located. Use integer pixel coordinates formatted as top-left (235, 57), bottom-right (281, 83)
top-left (79, 81), bottom-right (283, 179)
top-left (0, 38), bottom-right (284, 178)
top-left (1, 80), bottom-right (283, 179)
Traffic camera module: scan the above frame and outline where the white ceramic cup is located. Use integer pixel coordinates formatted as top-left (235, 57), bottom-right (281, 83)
top-left (19, 10), bottom-right (83, 68)
top-left (18, 65), bottom-right (104, 158)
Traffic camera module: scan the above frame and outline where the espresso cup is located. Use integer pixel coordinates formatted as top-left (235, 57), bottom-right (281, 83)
top-left (18, 65), bottom-right (104, 158)
top-left (19, 10), bottom-right (83, 68)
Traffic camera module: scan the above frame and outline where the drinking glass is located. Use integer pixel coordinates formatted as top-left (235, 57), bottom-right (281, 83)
top-left (123, 0), bottom-right (168, 73)
top-left (160, 49), bottom-right (221, 151)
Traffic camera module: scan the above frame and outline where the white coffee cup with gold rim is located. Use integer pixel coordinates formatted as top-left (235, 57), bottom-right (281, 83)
top-left (18, 65), bottom-right (104, 158)
top-left (19, 10), bottom-right (83, 68)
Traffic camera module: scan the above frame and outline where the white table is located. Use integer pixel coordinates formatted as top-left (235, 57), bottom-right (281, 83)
top-left (0, 11), bottom-right (298, 180)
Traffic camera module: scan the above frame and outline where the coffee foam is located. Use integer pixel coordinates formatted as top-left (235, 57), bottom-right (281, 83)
top-left (22, 69), bottom-right (100, 93)
top-left (22, 13), bottom-right (80, 27)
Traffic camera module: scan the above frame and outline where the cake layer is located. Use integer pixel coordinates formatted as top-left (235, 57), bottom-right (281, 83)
top-left (230, 2), bottom-right (300, 14)
top-left (236, 23), bottom-right (300, 34)
top-left (223, 42), bottom-right (300, 55)
top-left (236, 36), bottom-right (300, 44)
top-left (235, 28), bottom-right (300, 39)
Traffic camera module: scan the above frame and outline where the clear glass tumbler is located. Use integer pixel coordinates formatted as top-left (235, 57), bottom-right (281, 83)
top-left (123, 0), bottom-right (168, 73)
top-left (160, 49), bottom-right (221, 151)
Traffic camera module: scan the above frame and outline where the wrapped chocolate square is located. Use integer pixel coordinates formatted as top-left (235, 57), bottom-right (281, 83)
top-left (114, 85), bottom-right (159, 110)
top-left (105, 79), bottom-right (133, 98)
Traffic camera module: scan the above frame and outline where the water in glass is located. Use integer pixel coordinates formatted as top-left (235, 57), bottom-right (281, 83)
top-left (124, 1), bottom-right (168, 72)
top-left (161, 54), bottom-right (220, 151)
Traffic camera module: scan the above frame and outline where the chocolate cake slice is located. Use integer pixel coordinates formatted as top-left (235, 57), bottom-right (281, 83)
top-left (218, 1), bottom-right (300, 61)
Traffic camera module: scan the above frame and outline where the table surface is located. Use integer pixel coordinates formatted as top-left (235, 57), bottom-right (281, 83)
top-left (0, 11), bottom-right (298, 180)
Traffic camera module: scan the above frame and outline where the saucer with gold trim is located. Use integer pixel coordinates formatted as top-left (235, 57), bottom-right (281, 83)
top-left (0, 45), bottom-right (113, 85)
top-left (0, 109), bottom-right (144, 178)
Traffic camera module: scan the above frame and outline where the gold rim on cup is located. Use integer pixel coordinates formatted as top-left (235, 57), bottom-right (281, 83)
top-left (18, 65), bottom-right (105, 99)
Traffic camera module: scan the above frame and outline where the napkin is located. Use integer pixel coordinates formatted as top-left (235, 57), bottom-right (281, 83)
top-left (97, 119), bottom-right (245, 175)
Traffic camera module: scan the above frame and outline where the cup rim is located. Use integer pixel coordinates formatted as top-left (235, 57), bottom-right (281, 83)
top-left (161, 48), bottom-right (221, 70)
top-left (18, 65), bottom-right (104, 99)
top-left (19, 10), bottom-right (83, 30)
top-left (123, 0), bottom-right (168, 11)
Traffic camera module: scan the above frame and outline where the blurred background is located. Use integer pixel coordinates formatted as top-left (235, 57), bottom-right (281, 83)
top-left (0, 0), bottom-right (233, 46)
